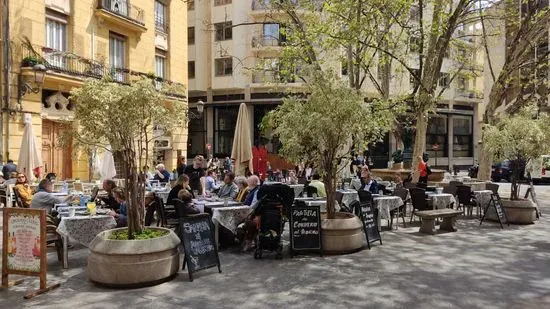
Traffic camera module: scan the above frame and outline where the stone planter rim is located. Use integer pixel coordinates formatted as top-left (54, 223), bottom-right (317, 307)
top-left (89, 227), bottom-right (181, 255)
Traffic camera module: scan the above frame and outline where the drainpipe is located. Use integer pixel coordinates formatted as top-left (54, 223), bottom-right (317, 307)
top-left (1, 0), bottom-right (10, 163)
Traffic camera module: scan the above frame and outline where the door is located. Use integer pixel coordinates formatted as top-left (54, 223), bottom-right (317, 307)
top-left (42, 120), bottom-right (72, 179)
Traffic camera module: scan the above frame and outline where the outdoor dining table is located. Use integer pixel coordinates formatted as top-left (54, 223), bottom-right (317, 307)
top-left (289, 184), bottom-right (305, 197)
top-left (337, 189), bottom-right (359, 207)
top-left (473, 190), bottom-right (493, 217)
top-left (426, 192), bottom-right (456, 209)
top-left (193, 199), bottom-right (248, 247)
top-left (56, 215), bottom-right (117, 269)
top-left (464, 182), bottom-right (487, 192)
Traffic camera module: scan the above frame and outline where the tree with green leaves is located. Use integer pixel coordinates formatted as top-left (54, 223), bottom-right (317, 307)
top-left (263, 71), bottom-right (398, 218)
top-left (483, 105), bottom-right (550, 200)
top-left (478, 0), bottom-right (550, 180)
top-left (69, 78), bottom-right (187, 238)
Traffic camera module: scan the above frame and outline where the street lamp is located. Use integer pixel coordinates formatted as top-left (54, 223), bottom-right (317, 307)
top-left (189, 99), bottom-right (205, 119)
top-left (18, 64), bottom-right (47, 103)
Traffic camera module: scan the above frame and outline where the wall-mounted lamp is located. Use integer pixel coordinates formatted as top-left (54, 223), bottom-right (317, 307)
top-left (189, 99), bottom-right (205, 119)
top-left (18, 64), bottom-right (47, 103)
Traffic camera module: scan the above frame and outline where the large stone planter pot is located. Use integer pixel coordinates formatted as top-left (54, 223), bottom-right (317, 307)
top-left (87, 227), bottom-right (181, 287)
top-left (321, 212), bottom-right (364, 254)
top-left (485, 199), bottom-right (537, 224)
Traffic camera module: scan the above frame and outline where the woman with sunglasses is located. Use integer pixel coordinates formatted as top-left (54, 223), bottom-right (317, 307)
top-left (14, 173), bottom-right (33, 207)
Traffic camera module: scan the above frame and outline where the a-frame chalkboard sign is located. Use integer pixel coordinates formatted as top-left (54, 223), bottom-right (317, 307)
top-left (358, 199), bottom-right (382, 249)
top-left (289, 205), bottom-right (323, 257)
top-left (179, 214), bottom-right (222, 281)
top-left (480, 193), bottom-right (509, 229)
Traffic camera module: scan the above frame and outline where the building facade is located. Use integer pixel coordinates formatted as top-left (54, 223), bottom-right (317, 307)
top-left (0, 0), bottom-right (188, 180)
top-left (187, 0), bottom-right (484, 169)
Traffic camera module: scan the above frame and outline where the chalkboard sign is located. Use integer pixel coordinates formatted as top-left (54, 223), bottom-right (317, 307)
top-left (480, 193), bottom-right (509, 229)
top-left (359, 201), bottom-right (382, 249)
top-left (179, 214), bottom-right (221, 281)
top-left (289, 206), bottom-right (322, 256)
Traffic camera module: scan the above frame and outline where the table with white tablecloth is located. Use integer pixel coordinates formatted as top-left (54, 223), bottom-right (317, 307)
top-left (57, 215), bottom-right (117, 269)
top-left (464, 182), bottom-right (487, 192)
top-left (337, 189), bottom-right (359, 207)
top-left (474, 190), bottom-right (493, 216)
top-left (426, 193), bottom-right (456, 209)
top-left (373, 196), bottom-right (404, 220)
top-left (289, 184), bottom-right (305, 197)
top-left (211, 205), bottom-right (252, 246)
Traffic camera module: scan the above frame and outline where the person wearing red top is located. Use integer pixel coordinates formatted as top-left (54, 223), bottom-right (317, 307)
top-left (417, 155), bottom-right (428, 184)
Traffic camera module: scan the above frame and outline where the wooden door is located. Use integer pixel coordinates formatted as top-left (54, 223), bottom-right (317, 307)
top-left (41, 120), bottom-right (72, 179)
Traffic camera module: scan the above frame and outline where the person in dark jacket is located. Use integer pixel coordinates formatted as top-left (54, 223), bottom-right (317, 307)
top-left (173, 189), bottom-right (199, 218)
top-left (99, 179), bottom-right (120, 211)
top-left (167, 174), bottom-right (193, 205)
top-left (360, 170), bottom-right (379, 194)
top-left (154, 164), bottom-right (171, 183)
top-left (2, 159), bottom-right (17, 178)
top-left (184, 155), bottom-right (206, 193)
top-left (176, 156), bottom-right (186, 177)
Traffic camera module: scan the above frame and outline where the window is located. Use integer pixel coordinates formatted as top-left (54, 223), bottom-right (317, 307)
top-left (155, 49), bottom-right (166, 79)
top-left (188, 0), bottom-right (194, 10)
top-left (188, 61), bottom-right (195, 79)
top-left (262, 23), bottom-right (280, 46)
top-left (215, 58), bottom-right (233, 76)
top-left (457, 77), bottom-right (467, 90)
top-left (109, 33), bottom-right (127, 82)
top-left (426, 116), bottom-right (447, 158)
top-left (214, 107), bottom-right (239, 157)
top-left (214, 22), bottom-right (232, 41)
top-left (45, 10), bottom-right (67, 69)
top-left (341, 59), bottom-right (348, 76)
top-left (187, 110), bottom-right (206, 157)
top-left (215, 0), bottom-right (232, 5)
top-left (188, 27), bottom-right (195, 45)
top-left (154, 0), bottom-right (167, 32)
top-left (453, 116), bottom-right (473, 157)
top-left (439, 73), bottom-right (450, 87)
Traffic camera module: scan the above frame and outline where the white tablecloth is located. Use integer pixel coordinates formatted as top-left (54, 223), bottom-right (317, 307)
top-left (474, 190), bottom-right (493, 210)
top-left (373, 196), bottom-right (404, 220)
top-left (427, 193), bottom-right (456, 209)
top-left (193, 199), bottom-right (242, 213)
top-left (464, 182), bottom-right (486, 192)
top-left (337, 189), bottom-right (359, 206)
top-left (211, 206), bottom-right (252, 234)
top-left (56, 215), bottom-right (117, 247)
top-left (289, 184), bottom-right (304, 197)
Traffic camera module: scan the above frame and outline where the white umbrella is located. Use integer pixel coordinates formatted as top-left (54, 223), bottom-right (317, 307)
top-left (17, 114), bottom-right (42, 181)
top-left (231, 103), bottom-right (253, 176)
top-left (100, 145), bottom-right (116, 180)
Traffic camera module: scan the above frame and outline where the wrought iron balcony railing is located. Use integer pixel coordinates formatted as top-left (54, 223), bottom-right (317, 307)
top-left (98, 0), bottom-right (145, 26)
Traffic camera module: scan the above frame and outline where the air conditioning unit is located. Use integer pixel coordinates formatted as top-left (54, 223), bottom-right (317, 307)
top-left (154, 137), bottom-right (171, 150)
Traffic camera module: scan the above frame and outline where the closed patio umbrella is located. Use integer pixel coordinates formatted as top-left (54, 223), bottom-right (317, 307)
top-left (17, 114), bottom-right (42, 181)
top-left (231, 103), bottom-right (253, 176)
top-left (100, 145), bottom-right (116, 180)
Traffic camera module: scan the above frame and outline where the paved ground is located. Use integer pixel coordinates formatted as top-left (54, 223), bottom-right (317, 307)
top-left (1, 183), bottom-right (549, 309)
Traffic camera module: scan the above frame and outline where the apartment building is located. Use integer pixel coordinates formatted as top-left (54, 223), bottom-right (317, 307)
top-left (187, 0), bottom-right (484, 169)
top-left (0, 0), bottom-right (188, 179)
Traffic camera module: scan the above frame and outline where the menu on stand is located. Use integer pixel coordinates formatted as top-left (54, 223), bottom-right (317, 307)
top-left (2, 208), bottom-right (60, 298)
top-left (289, 206), bottom-right (322, 256)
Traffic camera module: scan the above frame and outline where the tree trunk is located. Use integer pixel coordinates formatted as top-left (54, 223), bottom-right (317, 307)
top-left (477, 140), bottom-right (492, 181)
top-left (412, 108), bottom-right (428, 183)
top-left (324, 165), bottom-right (336, 220)
top-left (122, 147), bottom-right (144, 239)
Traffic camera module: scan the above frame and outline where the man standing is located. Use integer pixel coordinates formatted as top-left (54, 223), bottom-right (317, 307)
top-left (184, 155), bottom-right (206, 193)
top-left (2, 159), bottom-right (17, 177)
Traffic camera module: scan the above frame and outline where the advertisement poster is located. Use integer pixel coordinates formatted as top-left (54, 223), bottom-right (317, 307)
top-left (5, 210), bottom-right (43, 273)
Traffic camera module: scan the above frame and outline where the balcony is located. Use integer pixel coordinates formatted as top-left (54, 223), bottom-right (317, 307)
top-left (251, 35), bottom-right (283, 51)
top-left (456, 89), bottom-right (483, 101)
top-left (251, 70), bottom-right (303, 88)
top-left (20, 44), bottom-right (186, 99)
top-left (96, 0), bottom-right (147, 34)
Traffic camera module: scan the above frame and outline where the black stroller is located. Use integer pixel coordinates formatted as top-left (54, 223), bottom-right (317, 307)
top-left (251, 183), bottom-right (295, 259)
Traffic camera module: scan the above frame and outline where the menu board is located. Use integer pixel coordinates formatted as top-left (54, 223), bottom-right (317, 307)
top-left (179, 214), bottom-right (221, 281)
top-left (480, 193), bottom-right (509, 229)
top-left (289, 206), bottom-right (322, 256)
top-left (359, 201), bottom-right (382, 249)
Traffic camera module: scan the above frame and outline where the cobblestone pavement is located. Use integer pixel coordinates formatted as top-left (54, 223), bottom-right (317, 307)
top-left (1, 183), bottom-right (549, 309)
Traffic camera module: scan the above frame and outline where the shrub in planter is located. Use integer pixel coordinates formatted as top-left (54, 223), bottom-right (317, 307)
top-left (22, 55), bottom-right (44, 67)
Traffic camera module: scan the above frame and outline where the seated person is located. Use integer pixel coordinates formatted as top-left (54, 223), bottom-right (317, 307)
top-left (45, 172), bottom-right (57, 182)
top-left (173, 189), bottom-right (200, 218)
top-left (109, 187), bottom-right (128, 227)
top-left (218, 172), bottom-right (238, 199)
top-left (167, 174), bottom-right (193, 205)
top-left (243, 175), bottom-right (260, 206)
top-left (30, 179), bottom-right (74, 213)
top-left (144, 192), bottom-right (159, 226)
top-left (204, 170), bottom-right (220, 193)
top-left (394, 173), bottom-right (404, 189)
top-left (14, 173), bottom-right (33, 207)
top-left (234, 176), bottom-right (249, 203)
top-left (4, 172), bottom-right (18, 185)
top-left (308, 174), bottom-right (327, 197)
top-left (361, 171), bottom-right (379, 194)
top-left (153, 164), bottom-right (171, 183)
top-left (99, 179), bottom-right (120, 211)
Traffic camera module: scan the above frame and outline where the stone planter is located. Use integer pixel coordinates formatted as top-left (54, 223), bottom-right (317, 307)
top-left (484, 198), bottom-right (537, 224)
top-left (321, 212), bottom-right (364, 254)
top-left (391, 162), bottom-right (403, 170)
top-left (87, 227), bottom-right (181, 287)
top-left (371, 168), bottom-right (445, 182)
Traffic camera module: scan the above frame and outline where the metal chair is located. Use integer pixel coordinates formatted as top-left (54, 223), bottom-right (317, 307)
top-left (357, 190), bottom-right (373, 204)
top-left (409, 187), bottom-right (430, 223)
top-left (456, 185), bottom-right (477, 217)
top-left (306, 185), bottom-right (318, 197)
top-left (449, 181), bottom-right (463, 187)
top-left (12, 187), bottom-right (24, 208)
top-left (391, 187), bottom-right (408, 228)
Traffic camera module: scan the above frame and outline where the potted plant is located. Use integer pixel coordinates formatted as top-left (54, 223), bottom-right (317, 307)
top-left (263, 72), bottom-right (397, 253)
top-left (69, 77), bottom-right (187, 286)
top-left (21, 55), bottom-right (44, 67)
top-left (483, 105), bottom-right (550, 223)
top-left (392, 149), bottom-right (403, 169)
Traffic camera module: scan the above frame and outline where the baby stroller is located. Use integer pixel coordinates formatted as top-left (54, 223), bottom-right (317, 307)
top-left (252, 183), bottom-right (295, 259)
